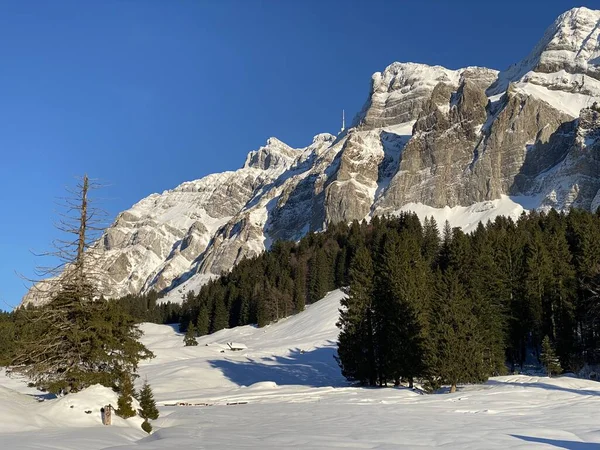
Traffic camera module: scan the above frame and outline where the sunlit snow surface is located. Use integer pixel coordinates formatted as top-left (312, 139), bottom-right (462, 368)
top-left (2, 289), bottom-right (600, 449)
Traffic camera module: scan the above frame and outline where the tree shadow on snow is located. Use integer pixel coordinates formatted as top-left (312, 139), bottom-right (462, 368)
top-left (208, 343), bottom-right (347, 388)
top-left (28, 392), bottom-right (57, 401)
top-left (511, 434), bottom-right (600, 449)
top-left (486, 379), bottom-right (600, 397)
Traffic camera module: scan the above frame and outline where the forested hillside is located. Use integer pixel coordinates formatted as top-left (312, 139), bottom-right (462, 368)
top-left (3, 209), bottom-right (600, 391)
top-left (179, 209), bottom-right (600, 388)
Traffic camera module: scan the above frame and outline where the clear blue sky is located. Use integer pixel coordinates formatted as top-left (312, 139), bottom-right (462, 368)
top-left (0, 0), bottom-right (594, 309)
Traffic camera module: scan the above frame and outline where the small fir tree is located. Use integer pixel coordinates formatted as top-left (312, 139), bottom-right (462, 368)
top-left (541, 335), bottom-right (562, 377)
top-left (138, 379), bottom-right (159, 421)
top-left (141, 419), bottom-right (152, 433)
top-left (116, 371), bottom-right (136, 419)
top-left (184, 322), bottom-right (198, 346)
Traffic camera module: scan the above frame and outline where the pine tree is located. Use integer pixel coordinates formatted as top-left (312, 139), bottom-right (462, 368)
top-left (309, 248), bottom-right (329, 303)
top-left (337, 246), bottom-right (377, 385)
top-left (525, 229), bottom-right (550, 332)
top-left (293, 262), bottom-right (307, 312)
top-left (545, 224), bottom-right (577, 370)
top-left (374, 230), bottom-right (430, 387)
top-left (334, 247), bottom-right (348, 287)
top-left (422, 216), bottom-right (440, 266)
top-left (196, 304), bottom-right (210, 337)
top-left (9, 175), bottom-right (153, 393)
top-left (138, 379), bottom-right (159, 420)
top-left (469, 223), bottom-right (508, 376)
top-left (141, 420), bottom-right (152, 433)
top-left (431, 270), bottom-right (487, 393)
top-left (184, 322), bottom-right (198, 346)
top-left (541, 335), bottom-right (562, 377)
top-left (211, 297), bottom-right (228, 332)
top-left (116, 371), bottom-right (136, 419)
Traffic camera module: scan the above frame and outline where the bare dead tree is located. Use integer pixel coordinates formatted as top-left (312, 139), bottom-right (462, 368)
top-left (22, 174), bottom-right (109, 305)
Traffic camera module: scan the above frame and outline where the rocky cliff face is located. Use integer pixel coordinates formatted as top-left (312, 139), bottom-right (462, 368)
top-left (23, 7), bottom-right (600, 305)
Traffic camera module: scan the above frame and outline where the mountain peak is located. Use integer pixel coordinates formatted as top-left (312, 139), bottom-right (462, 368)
top-left (243, 137), bottom-right (297, 171)
top-left (265, 137), bottom-right (288, 147)
top-left (490, 7), bottom-right (600, 95)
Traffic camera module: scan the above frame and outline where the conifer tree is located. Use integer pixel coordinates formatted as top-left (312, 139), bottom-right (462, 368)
top-left (431, 270), bottom-right (487, 393)
top-left (116, 371), bottom-right (136, 419)
top-left (334, 247), bottom-right (348, 287)
top-left (545, 225), bottom-right (577, 369)
top-left (541, 335), bottom-right (562, 377)
top-left (211, 297), bottom-right (228, 332)
top-left (196, 304), bottom-right (210, 336)
top-left (9, 176), bottom-right (153, 393)
top-left (309, 248), bottom-right (330, 303)
top-left (492, 222), bottom-right (526, 369)
top-left (138, 379), bottom-right (159, 420)
top-left (337, 246), bottom-right (377, 385)
top-left (293, 262), bottom-right (307, 312)
top-left (184, 322), bottom-right (198, 346)
top-left (469, 223), bottom-right (507, 376)
top-left (422, 216), bottom-right (440, 265)
top-left (141, 420), bottom-right (152, 433)
top-left (374, 230), bottom-right (430, 387)
top-left (522, 230), bottom-right (550, 347)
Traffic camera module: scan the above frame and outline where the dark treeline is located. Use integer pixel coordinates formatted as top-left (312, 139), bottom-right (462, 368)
top-left (178, 219), bottom-right (362, 335)
top-left (338, 209), bottom-right (600, 390)
top-left (180, 209), bottom-right (600, 390)
top-left (113, 291), bottom-right (182, 325)
top-left (0, 293), bottom-right (181, 367)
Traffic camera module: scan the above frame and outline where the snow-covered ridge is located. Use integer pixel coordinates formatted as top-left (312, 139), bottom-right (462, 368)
top-left (22, 7), bottom-right (600, 306)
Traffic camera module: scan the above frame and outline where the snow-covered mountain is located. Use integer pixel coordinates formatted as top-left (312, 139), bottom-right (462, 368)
top-left (23, 7), bottom-right (600, 305)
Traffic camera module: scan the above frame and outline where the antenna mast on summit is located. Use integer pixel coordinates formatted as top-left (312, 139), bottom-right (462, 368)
top-left (340, 110), bottom-right (345, 133)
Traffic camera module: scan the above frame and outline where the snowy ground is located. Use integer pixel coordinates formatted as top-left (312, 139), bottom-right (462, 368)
top-left (2, 289), bottom-right (600, 449)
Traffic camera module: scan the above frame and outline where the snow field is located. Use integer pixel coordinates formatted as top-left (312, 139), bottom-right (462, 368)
top-left (2, 289), bottom-right (600, 448)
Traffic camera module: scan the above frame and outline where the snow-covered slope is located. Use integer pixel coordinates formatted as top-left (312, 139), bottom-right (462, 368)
top-left (4, 289), bottom-right (600, 448)
top-left (23, 7), bottom-right (600, 306)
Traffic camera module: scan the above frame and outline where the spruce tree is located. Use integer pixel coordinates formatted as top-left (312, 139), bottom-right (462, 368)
top-left (337, 245), bottom-right (377, 385)
top-left (431, 270), bottom-right (487, 393)
top-left (116, 371), bottom-right (136, 419)
top-left (334, 247), bottom-right (348, 287)
top-left (422, 216), bottom-right (440, 266)
top-left (521, 229), bottom-right (551, 351)
top-left (141, 420), bottom-right (152, 433)
top-left (184, 322), bottom-right (198, 346)
top-left (469, 223), bottom-right (508, 376)
top-left (211, 297), bottom-right (228, 332)
top-left (545, 225), bottom-right (577, 370)
top-left (293, 262), bottom-right (307, 312)
top-left (374, 230), bottom-right (430, 387)
top-left (138, 380), bottom-right (159, 420)
top-left (9, 175), bottom-right (153, 393)
top-left (541, 335), bottom-right (562, 377)
top-left (196, 304), bottom-right (210, 337)
top-left (309, 248), bottom-right (329, 303)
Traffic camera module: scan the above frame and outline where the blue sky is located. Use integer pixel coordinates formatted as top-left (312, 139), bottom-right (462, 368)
top-left (0, 0), bottom-right (595, 309)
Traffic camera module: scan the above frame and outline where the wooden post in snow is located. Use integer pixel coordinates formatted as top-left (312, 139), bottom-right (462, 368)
top-left (101, 404), bottom-right (113, 425)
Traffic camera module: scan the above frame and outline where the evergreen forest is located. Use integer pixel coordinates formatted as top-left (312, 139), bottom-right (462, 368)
top-left (2, 208), bottom-right (600, 392)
